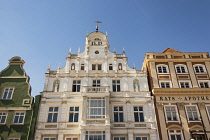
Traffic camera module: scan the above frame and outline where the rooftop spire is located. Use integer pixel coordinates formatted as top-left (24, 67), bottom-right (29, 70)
top-left (96, 26), bottom-right (98, 32)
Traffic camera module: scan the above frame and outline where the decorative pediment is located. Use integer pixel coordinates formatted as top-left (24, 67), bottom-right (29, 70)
top-left (167, 125), bottom-right (183, 130)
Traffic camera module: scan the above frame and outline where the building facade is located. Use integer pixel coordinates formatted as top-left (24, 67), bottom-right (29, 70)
top-left (34, 28), bottom-right (159, 140)
top-left (0, 57), bottom-right (39, 140)
top-left (143, 48), bottom-right (210, 140)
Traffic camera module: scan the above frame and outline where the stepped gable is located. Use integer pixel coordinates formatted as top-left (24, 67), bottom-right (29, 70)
top-left (162, 48), bottom-right (182, 53)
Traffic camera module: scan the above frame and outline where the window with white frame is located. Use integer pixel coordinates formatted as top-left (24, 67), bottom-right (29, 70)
top-left (72, 80), bottom-right (81, 92)
top-left (157, 65), bottom-right (169, 73)
top-left (69, 107), bottom-right (79, 122)
top-left (13, 112), bottom-right (25, 124)
top-left (199, 81), bottom-right (209, 88)
top-left (193, 64), bottom-right (206, 73)
top-left (175, 65), bottom-right (187, 73)
top-left (179, 81), bottom-right (191, 88)
top-left (186, 106), bottom-right (199, 121)
top-left (87, 97), bottom-right (105, 118)
top-left (164, 106), bottom-right (178, 121)
top-left (134, 106), bottom-right (144, 122)
top-left (92, 64), bottom-right (102, 70)
top-left (47, 107), bottom-right (58, 123)
top-left (169, 130), bottom-right (183, 140)
top-left (114, 137), bottom-right (125, 140)
top-left (0, 112), bottom-right (7, 124)
top-left (85, 131), bottom-right (105, 140)
top-left (206, 106), bottom-right (210, 120)
top-left (160, 81), bottom-right (171, 88)
top-left (114, 106), bottom-right (123, 122)
top-left (81, 64), bottom-right (85, 70)
top-left (2, 87), bottom-right (14, 99)
top-left (112, 80), bottom-right (121, 92)
top-left (93, 80), bottom-right (100, 87)
top-left (135, 137), bottom-right (148, 140)
top-left (43, 138), bottom-right (56, 140)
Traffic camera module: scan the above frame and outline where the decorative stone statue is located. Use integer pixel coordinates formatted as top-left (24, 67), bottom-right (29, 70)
top-left (118, 64), bottom-right (122, 70)
top-left (54, 82), bottom-right (59, 92)
top-left (134, 83), bottom-right (139, 92)
top-left (71, 64), bottom-right (75, 70)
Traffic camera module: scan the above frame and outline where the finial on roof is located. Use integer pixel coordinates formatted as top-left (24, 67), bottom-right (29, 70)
top-left (78, 48), bottom-right (80, 53)
top-left (96, 26), bottom-right (98, 32)
top-left (47, 63), bottom-right (51, 73)
top-left (106, 31), bottom-right (108, 36)
top-left (122, 48), bottom-right (126, 54)
top-left (58, 63), bottom-right (60, 70)
top-left (68, 48), bottom-right (71, 57)
top-left (114, 48), bottom-right (116, 53)
top-left (133, 63), bottom-right (136, 69)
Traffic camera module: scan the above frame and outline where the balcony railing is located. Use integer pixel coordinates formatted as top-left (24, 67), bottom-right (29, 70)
top-left (83, 86), bottom-right (109, 93)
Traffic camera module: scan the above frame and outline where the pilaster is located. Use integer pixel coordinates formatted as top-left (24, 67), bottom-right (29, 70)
top-left (168, 62), bottom-right (179, 88)
top-left (150, 62), bottom-right (159, 88)
top-left (186, 62), bottom-right (199, 88)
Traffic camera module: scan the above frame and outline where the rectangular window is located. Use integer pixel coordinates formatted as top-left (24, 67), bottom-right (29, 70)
top-left (0, 112), bottom-right (7, 124)
top-left (114, 106), bottom-right (123, 122)
top-left (93, 80), bottom-right (100, 87)
top-left (199, 81), bottom-right (209, 88)
top-left (165, 106), bottom-right (178, 121)
top-left (92, 64), bottom-right (102, 70)
top-left (186, 106), bottom-right (199, 121)
top-left (72, 80), bottom-right (81, 92)
top-left (109, 64), bottom-right (113, 70)
top-left (85, 131), bottom-right (105, 140)
top-left (157, 66), bottom-right (168, 73)
top-left (134, 107), bottom-right (144, 122)
top-left (170, 134), bottom-right (182, 140)
top-left (179, 82), bottom-right (190, 88)
top-left (2, 88), bottom-right (14, 99)
top-left (206, 106), bottom-right (210, 120)
top-left (47, 107), bottom-right (58, 123)
top-left (176, 66), bottom-right (186, 73)
top-left (44, 138), bottom-right (56, 140)
top-left (160, 82), bottom-right (171, 88)
top-left (113, 80), bottom-right (120, 92)
top-left (87, 97), bottom-right (105, 118)
top-left (114, 137), bottom-right (125, 140)
top-left (136, 137), bottom-right (147, 140)
top-left (13, 112), bottom-right (25, 124)
top-left (66, 138), bottom-right (78, 140)
top-left (81, 64), bottom-right (85, 70)
top-left (69, 107), bottom-right (79, 122)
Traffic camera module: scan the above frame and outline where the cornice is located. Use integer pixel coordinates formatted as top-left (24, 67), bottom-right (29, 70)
top-left (153, 88), bottom-right (210, 95)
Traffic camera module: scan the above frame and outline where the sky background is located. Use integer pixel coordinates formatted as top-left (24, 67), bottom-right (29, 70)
top-left (0, 0), bottom-right (210, 97)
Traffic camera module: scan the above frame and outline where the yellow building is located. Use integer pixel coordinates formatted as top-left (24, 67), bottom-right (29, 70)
top-left (143, 48), bottom-right (210, 140)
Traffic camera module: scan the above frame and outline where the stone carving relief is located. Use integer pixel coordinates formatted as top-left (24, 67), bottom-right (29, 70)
top-left (177, 102), bottom-right (185, 110)
top-left (156, 102), bottom-right (164, 110)
top-left (53, 81), bottom-right (59, 92)
top-left (197, 102), bottom-right (205, 110)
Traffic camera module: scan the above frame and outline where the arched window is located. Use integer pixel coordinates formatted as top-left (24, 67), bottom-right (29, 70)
top-left (118, 63), bottom-right (122, 70)
top-left (109, 64), bottom-right (113, 70)
top-left (175, 64), bottom-right (187, 73)
top-left (71, 63), bottom-right (75, 70)
top-left (156, 64), bottom-right (169, 73)
top-left (193, 64), bottom-right (206, 73)
top-left (81, 64), bottom-right (85, 70)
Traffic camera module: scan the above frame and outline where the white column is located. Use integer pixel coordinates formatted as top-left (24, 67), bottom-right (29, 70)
top-left (105, 96), bottom-right (110, 125)
top-left (106, 130), bottom-right (111, 140)
top-left (128, 130), bottom-right (134, 140)
top-left (58, 134), bottom-right (64, 140)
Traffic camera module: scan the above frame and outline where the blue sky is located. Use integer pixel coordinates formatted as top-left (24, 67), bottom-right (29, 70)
top-left (0, 0), bottom-right (210, 97)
